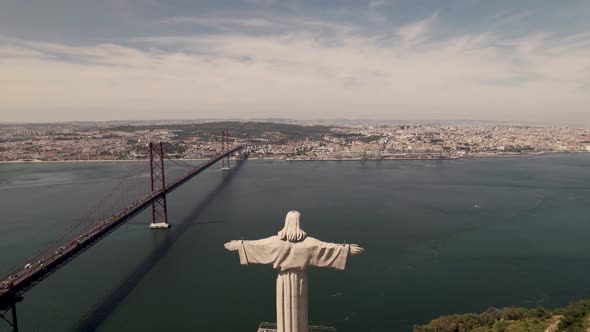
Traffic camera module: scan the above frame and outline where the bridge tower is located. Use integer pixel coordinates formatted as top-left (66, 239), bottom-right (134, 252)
top-left (0, 295), bottom-right (22, 332)
top-left (148, 142), bottom-right (170, 229)
top-left (221, 130), bottom-right (230, 171)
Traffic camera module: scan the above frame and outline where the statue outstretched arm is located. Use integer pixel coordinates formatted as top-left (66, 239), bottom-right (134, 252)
top-left (224, 240), bottom-right (240, 251)
top-left (224, 237), bottom-right (278, 265)
top-left (349, 244), bottom-right (365, 256)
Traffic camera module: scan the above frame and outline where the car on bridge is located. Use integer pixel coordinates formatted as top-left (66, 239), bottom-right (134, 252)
top-left (1, 281), bottom-right (14, 289)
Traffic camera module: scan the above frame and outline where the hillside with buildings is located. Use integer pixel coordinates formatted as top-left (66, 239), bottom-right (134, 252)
top-left (1, 121), bottom-right (589, 162)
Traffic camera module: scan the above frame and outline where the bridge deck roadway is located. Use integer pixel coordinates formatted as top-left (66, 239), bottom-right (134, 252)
top-left (0, 146), bottom-right (243, 308)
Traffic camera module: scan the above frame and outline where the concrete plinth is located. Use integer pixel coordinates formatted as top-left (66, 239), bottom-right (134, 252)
top-left (149, 222), bottom-right (171, 229)
top-left (257, 322), bottom-right (336, 332)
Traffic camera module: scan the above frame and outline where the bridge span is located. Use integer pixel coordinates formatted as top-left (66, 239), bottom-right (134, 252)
top-left (0, 140), bottom-right (244, 331)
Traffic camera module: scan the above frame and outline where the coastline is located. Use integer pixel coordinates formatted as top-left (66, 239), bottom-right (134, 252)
top-left (283, 151), bottom-right (588, 162)
top-left (1, 151), bottom-right (587, 164)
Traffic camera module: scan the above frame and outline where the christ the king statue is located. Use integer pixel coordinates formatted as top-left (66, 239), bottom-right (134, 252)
top-left (224, 210), bottom-right (364, 332)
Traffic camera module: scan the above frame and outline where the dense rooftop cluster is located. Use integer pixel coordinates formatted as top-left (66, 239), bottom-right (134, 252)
top-left (1, 121), bottom-right (589, 162)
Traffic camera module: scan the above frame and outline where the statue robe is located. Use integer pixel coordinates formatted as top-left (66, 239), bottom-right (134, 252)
top-left (237, 236), bottom-right (350, 332)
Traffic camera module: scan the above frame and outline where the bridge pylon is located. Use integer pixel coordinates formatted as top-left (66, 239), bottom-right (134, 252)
top-left (0, 295), bottom-right (22, 332)
top-left (221, 129), bottom-right (230, 171)
top-left (148, 142), bottom-right (170, 229)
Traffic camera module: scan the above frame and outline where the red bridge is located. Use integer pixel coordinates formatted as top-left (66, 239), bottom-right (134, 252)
top-left (0, 132), bottom-right (243, 331)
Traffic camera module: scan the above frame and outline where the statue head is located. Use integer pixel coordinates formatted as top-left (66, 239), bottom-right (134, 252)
top-left (278, 210), bottom-right (307, 243)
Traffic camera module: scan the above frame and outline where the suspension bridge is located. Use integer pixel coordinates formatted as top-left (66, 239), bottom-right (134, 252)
top-left (0, 130), bottom-right (243, 331)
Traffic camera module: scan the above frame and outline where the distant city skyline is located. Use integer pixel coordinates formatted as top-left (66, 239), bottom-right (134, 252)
top-left (1, 0), bottom-right (590, 124)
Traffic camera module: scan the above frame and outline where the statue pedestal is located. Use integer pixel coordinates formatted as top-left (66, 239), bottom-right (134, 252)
top-left (257, 322), bottom-right (336, 332)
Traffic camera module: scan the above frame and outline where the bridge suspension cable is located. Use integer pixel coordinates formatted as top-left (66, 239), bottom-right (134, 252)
top-left (0, 161), bottom-right (152, 279)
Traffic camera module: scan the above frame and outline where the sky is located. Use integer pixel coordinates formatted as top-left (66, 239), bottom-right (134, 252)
top-left (1, 0), bottom-right (589, 124)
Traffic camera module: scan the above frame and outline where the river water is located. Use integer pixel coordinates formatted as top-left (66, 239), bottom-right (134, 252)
top-left (1, 155), bottom-right (590, 331)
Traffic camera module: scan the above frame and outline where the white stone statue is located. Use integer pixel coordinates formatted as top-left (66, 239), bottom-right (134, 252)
top-left (224, 210), bottom-right (364, 332)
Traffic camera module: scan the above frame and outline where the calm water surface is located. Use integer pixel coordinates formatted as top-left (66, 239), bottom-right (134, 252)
top-left (1, 155), bottom-right (590, 331)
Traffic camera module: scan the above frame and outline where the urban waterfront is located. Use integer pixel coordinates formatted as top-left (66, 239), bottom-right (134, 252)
top-left (1, 155), bottom-right (590, 331)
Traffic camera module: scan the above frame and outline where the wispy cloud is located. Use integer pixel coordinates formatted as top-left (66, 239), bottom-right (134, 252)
top-left (395, 13), bottom-right (439, 47)
top-left (157, 16), bottom-right (358, 37)
top-left (368, 0), bottom-right (392, 9)
top-left (489, 10), bottom-right (535, 27)
top-left (243, 0), bottom-right (276, 6)
top-left (159, 17), bottom-right (273, 28)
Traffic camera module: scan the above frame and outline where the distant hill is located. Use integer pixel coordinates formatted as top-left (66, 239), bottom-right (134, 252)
top-left (414, 299), bottom-right (590, 332)
top-left (110, 121), bottom-right (332, 141)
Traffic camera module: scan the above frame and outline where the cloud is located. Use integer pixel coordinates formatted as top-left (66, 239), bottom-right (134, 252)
top-left (395, 13), bottom-right (439, 46)
top-left (157, 16), bottom-right (358, 37)
top-left (0, 16), bottom-right (589, 123)
top-left (243, 0), bottom-right (276, 6)
top-left (159, 17), bottom-right (273, 28)
top-left (368, 0), bottom-right (391, 9)
top-left (489, 10), bottom-right (535, 27)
